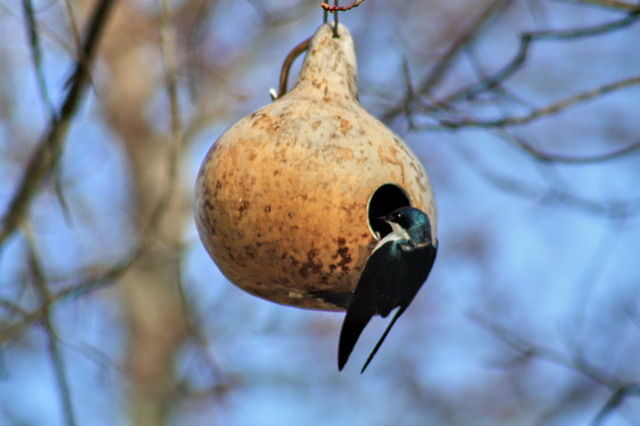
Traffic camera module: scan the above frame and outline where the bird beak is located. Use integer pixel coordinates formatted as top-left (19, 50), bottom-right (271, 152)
top-left (377, 215), bottom-right (390, 223)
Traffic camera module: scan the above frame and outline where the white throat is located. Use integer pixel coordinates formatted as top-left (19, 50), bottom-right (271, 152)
top-left (371, 222), bottom-right (410, 254)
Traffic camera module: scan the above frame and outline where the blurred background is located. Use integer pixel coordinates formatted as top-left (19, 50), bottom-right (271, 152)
top-left (1, 0), bottom-right (640, 424)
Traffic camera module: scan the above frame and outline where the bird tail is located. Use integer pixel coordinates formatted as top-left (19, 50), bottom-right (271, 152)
top-left (338, 308), bottom-right (373, 371)
top-left (360, 306), bottom-right (407, 373)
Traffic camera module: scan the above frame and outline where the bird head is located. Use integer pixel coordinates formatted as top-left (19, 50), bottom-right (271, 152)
top-left (379, 206), bottom-right (432, 244)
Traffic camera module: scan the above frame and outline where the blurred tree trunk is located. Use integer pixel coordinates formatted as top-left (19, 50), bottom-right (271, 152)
top-left (100, 3), bottom-right (189, 424)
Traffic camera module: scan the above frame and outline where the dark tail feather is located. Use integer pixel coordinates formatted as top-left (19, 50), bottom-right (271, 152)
top-left (338, 308), bottom-right (373, 370)
top-left (360, 306), bottom-right (407, 373)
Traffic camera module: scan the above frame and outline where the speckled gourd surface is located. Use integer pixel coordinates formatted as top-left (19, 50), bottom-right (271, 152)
top-left (195, 23), bottom-right (437, 311)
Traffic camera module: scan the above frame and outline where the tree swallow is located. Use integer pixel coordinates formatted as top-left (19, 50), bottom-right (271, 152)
top-left (338, 206), bottom-right (438, 372)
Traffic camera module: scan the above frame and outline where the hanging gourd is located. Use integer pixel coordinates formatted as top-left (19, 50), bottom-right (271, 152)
top-left (195, 20), bottom-right (437, 312)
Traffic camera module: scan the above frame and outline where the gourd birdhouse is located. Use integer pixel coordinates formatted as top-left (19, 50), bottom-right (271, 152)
top-left (195, 23), bottom-right (437, 311)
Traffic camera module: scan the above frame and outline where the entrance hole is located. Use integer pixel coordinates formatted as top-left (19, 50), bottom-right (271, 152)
top-left (367, 184), bottom-right (411, 239)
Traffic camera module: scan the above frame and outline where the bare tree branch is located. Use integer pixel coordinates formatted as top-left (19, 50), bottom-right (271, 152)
top-left (495, 129), bottom-right (640, 164)
top-left (0, 0), bottom-right (119, 247)
top-left (451, 142), bottom-right (640, 218)
top-left (386, 8), bottom-right (640, 127)
top-left (0, 29), bottom-right (186, 345)
top-left (414, 76), bottom-right (640, 129)
top-left (471, 312), bottom-right (640, 425)
top-left (436, 12), bottom-right (640, 109)
top-left (590, 384), bottom-right (640, 426)
top-left (563, 0), bottom-right (640, 12)
top-left (382, 0), bottom-right (513, 122)
top-left (0, 247), bottom-right (139, 347)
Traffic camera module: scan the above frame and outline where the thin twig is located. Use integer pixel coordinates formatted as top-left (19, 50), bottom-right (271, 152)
top-left (471, 313), bottom-right (640, 426)
top-left (23, 227), bottom-right (77, 426)
top-left (0, 243), bottom-right (142, 347)
top-left (450, 142), bottom-right (640, 218)
top-left (419, 0), bottom-right (513, 100)
top-left (160, 0), bottom-right (182, 160)
top-left (463, 42), bottom-right (534, 110)
top-left (590, 384), bottom-right (640, 425)
top-left (0, 0), bottom-right (119, 247)
top-left (438, 13), bottom-right (640, 109)
top-left (401, 59), bottom-right (417, 128)
top-left (471, 312), bottom-right (623, 387)
top-left (562, 0), bottom-right (640, 12)
top-left (21, 0), bottom-right (55, 119)
top-left (176, 256), bottom-right (228, 390)
top-left (495, 129), bottom-right (640, 164)
top-left (416, 76), bottom-right (640, 129)
top-left (388, 11), bottom-right (640, 126)
top-left (62, 0), bottom-right (82, 56)
top-left (0, 299), bottom-right (30, 318)
top-left (382, 0), bottom-right (514, 123)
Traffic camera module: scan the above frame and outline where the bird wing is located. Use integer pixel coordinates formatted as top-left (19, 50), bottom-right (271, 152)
top-left (338, 239), bottom-right (438, 371)
top-left (338, 240), bottom-right (412, 370)
top-left (360, 241), bottom-right (438, 373)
